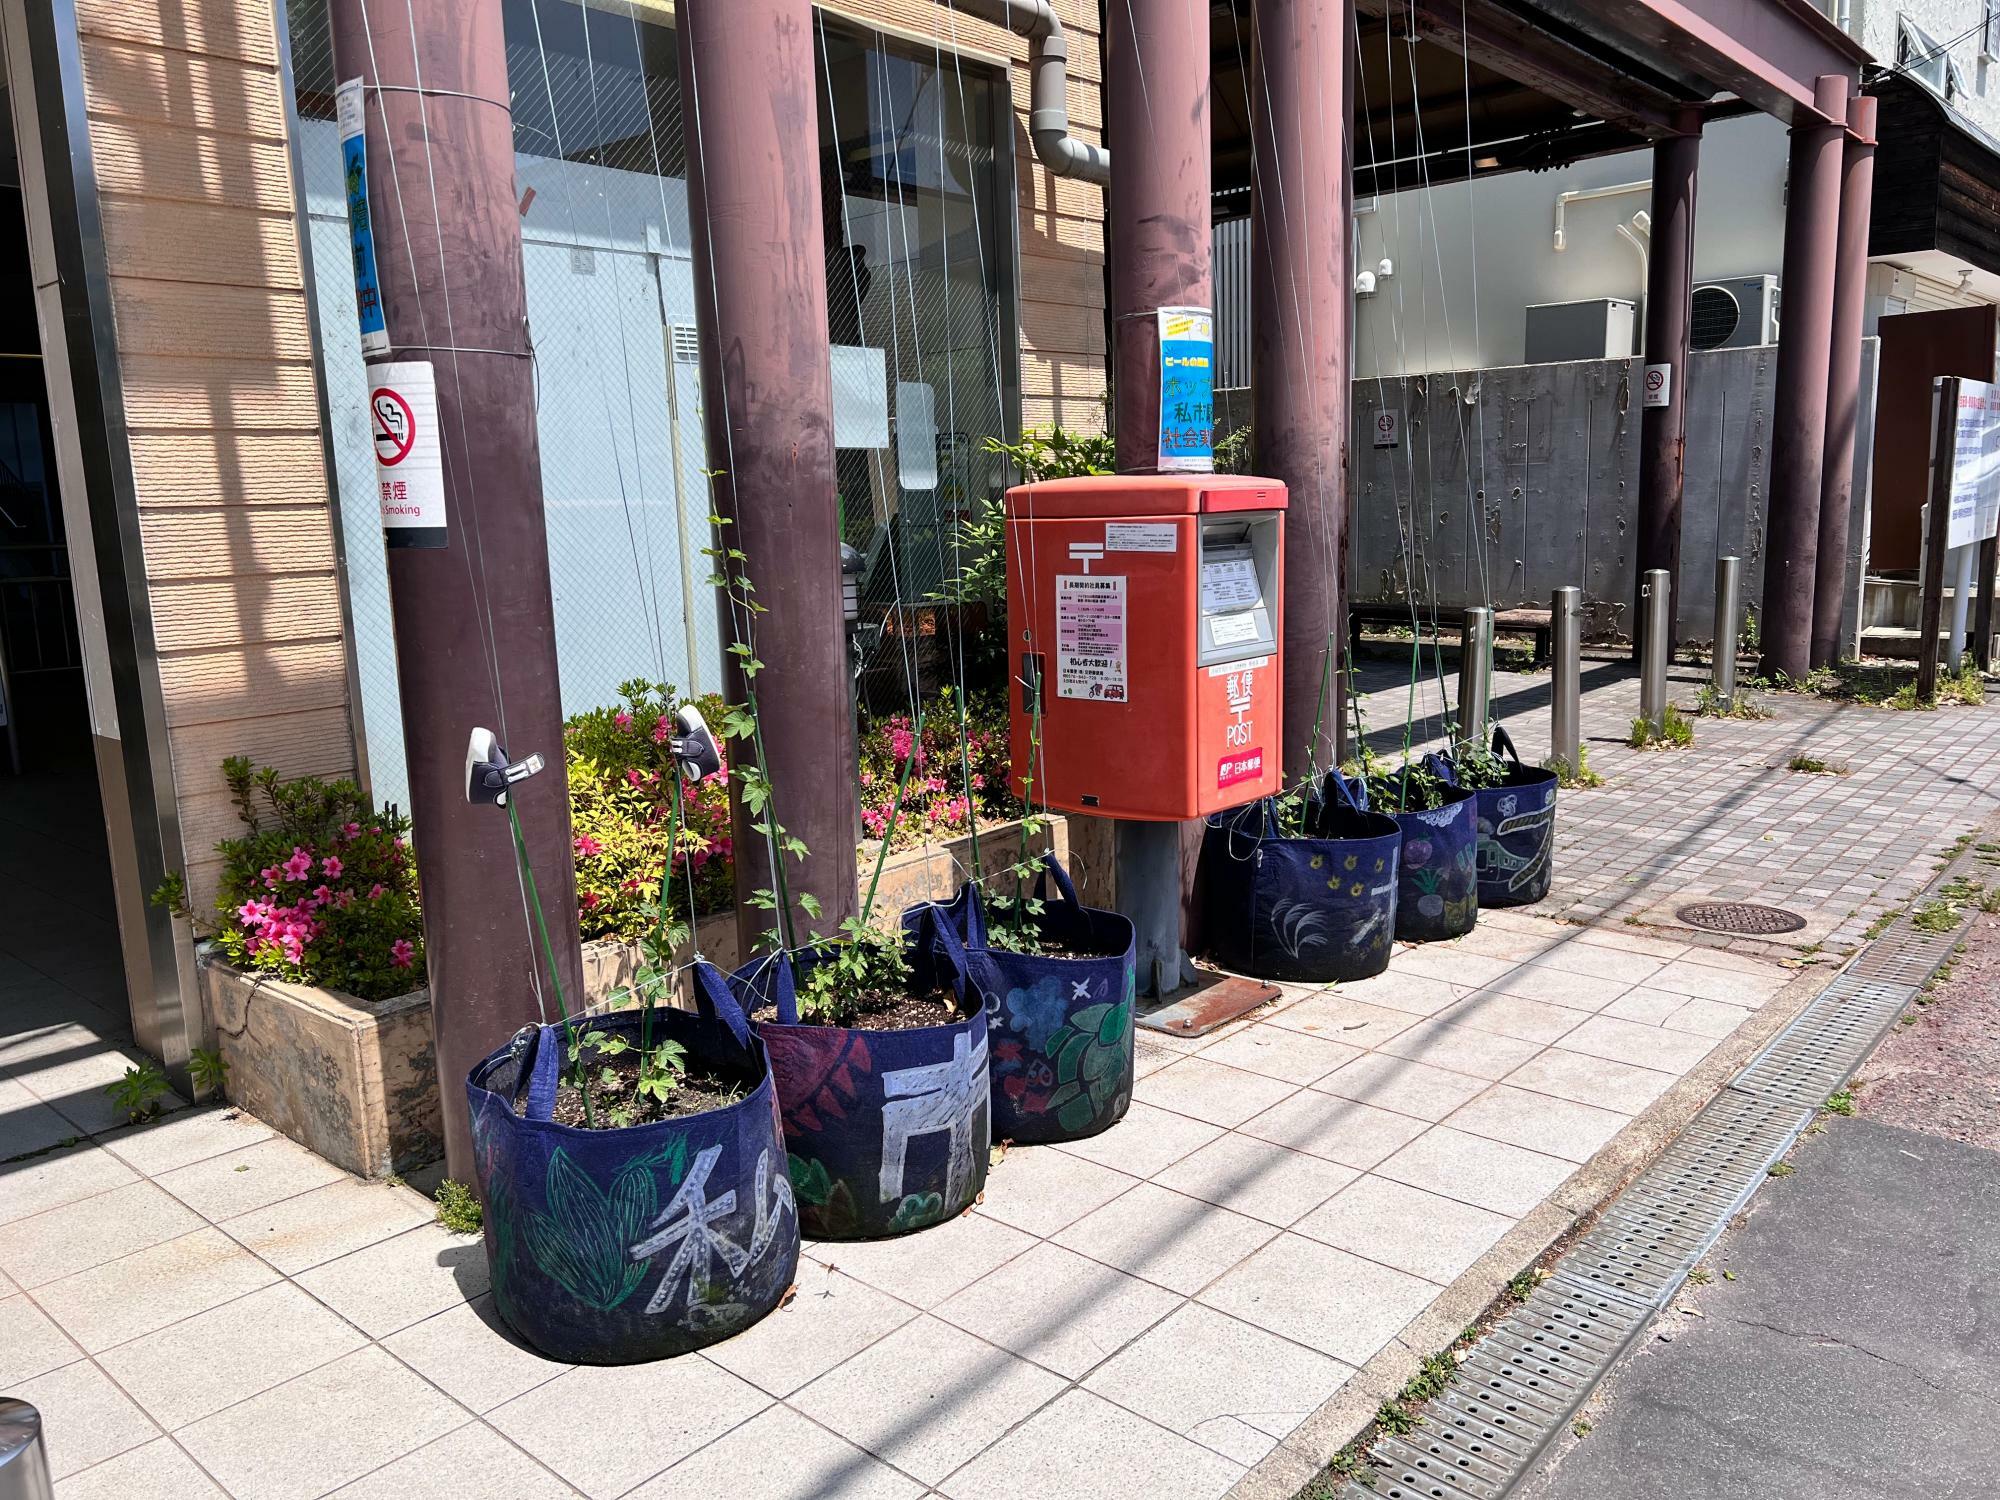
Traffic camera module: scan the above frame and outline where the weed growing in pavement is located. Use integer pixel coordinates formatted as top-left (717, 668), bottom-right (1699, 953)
top-left (189, 1046), bottom-right (229, 1097)
top-left (106, 1059), bottom-right (172, 1124)
top-left (1687, 1266), bottom-right (1713, 1285)
top-left (1687, 682), bottom-right (1771, 720)
top-left (1785, 753), bottom-right (1848, 775)
top-left (1767, 1161), bottom-right (1795, 1178)
top-left (1824, 1089), bottom-right (1856, 1116)
top-left (1864, 909), bottom-right (1898, 940)
top-left (1629, 704), bottom-right (1695, 750)
top-left (434, 1179), bottom-right (483, 1234)
top-left (1572, 1419), bottom-right (1594, 1439)
top-left (1546, 746), bottom-right (1606, 788)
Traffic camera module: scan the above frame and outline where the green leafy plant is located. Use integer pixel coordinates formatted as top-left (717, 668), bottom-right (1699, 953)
top-left (1786, 753), bottom-right (1848, 775)
top-left (1629, 704), bottom-right (1694, 750)
top-left (1823, 1089), bottom-right (1855, 1117)
top-left (798, 922), bottom-right (914, 1026)
top-left (1740, 605), bottom-right (1759, 656)
top-left (1545, 746), bottom-right (1605, 789)
top-left (434, 1178), bottom-right (483, 1234)
top-left (980, 423), bottom-right (1114, 484)
top-left (1687, 682), bottom-right (1770, 720)
top-left (106, 1059), bottom-right (172, 1124)
top-left (1212, 422), bottom-right (1253, 474)
top-left (1363, 757), bottom-right (1451, 813)
top-left (188, 1047), bottom-right (229, 1097)
top-left (1767, 1161), bottom-right (1795, 1178)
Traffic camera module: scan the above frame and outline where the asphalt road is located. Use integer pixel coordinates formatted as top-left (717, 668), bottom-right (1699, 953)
top-left (1518, 915), bottom-right (2000, 1500)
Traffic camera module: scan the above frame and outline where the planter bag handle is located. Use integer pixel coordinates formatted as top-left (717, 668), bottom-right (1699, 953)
top-left (1491, 724), bottom-right (1524, 768)
top-left (734, 950), bottom-right (802, 1027)
top-left (1030, 852), bottom-right (1085, 912)
top-left (1423, 750), bottom-right (1460, 787)
top-left (1323, 768), bottom-right (1368, 813)
top-left (912, 897), bottom-right (1006, 1008)
top-left (689, 960), bottom-right (755, 1050)
top-left (521, 1021), bottom-right (566, 1122)
top-left (961, 876), bottom-right (991, 950)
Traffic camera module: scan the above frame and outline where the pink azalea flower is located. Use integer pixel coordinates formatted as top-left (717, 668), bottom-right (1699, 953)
top-left (652, 715), bottom-right (671, 745)
top-left (368, 883), bottom-right (386, 900)
top-left (574, 834), bottom-right (603, 858)
top-left (626, 768), bottom-right (644, 788)
top-left (282, 847), bottom-right (314, 882)
top-left (390, 938), bottom-right (415, 969)
top-left (614, 711), bottom-right (633, 731)
top-left (341, 822), bottom-right (361, 840)
top-left (321, 855), bottom-right (343, 879)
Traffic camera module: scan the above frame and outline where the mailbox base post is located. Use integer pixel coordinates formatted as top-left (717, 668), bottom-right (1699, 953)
top-left (1116, 820), bottom-right (1199, 998)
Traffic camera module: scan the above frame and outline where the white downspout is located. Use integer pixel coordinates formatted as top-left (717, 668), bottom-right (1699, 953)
top-left (1552, 180), bottom-right (1650, 252)
top-left (941, 0), bottom-right (1110, 184)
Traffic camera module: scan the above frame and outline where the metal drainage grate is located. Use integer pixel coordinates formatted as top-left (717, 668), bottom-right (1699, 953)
top-left (1675, 901), bottom-right (1806, 935)
top-left (1327, 844), bottom-right (1990, 1500)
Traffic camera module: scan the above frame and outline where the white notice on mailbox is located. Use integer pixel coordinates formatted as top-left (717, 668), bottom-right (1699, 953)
top-left (1056, 574), bottom-right (1128, 701)
top-left (369, 361), bottom-right (447, 549)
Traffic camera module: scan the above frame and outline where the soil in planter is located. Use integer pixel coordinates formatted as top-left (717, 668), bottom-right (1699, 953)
top-left (551, 1051), bottom-right (751, 1130)
top-left (838, 984), bottom-right (971, 1033)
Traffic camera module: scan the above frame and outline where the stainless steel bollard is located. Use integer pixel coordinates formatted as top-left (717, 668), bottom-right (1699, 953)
top-left (1640, 569), bottom-right (1672, 731)
top-left (1551, 587), bottom-right (1582, 774)
top-left (0, 1401), bottom-right (52, 1500)
top-left (1457, 607), bottom-right (1494, 753)
top-left (1713, 555), bottom-right (1741, 709)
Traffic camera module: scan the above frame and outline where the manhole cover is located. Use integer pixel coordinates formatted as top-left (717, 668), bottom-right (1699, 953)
top-left (1675, 902), bottom-right (1806, 936)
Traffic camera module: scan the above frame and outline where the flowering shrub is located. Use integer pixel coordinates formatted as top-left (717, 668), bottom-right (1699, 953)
top-left (565, 680), bottom-right (734, 941)
top-left (208, 758), bottom-right (424, 1001)
top-left (857, 686), bottom-right (1016, 851)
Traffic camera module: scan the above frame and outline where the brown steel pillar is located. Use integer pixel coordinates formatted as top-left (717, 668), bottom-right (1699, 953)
top-left (1634, 110), bottom-right (1702, 663)
top-left (1109, 0), bottom-right (1212, 475)
top-left (329, 0), bottom-right (581, 1180)
top-left (678, 0), bottom-right (858, 953)
top-left (1810, 94), bottom-right (1879, 669)
top-left (1760, 74), bottom-right (1851, 681)
top-left (1251, 0), bottom-right (1349, 779)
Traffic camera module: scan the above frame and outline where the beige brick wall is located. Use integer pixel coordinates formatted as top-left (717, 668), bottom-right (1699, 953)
top-left (76, 0), bottom-right (355, 911)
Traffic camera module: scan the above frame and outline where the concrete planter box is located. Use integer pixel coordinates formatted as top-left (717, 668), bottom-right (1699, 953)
top-left (194, 816), bottom-right (1064, 1178)
top-left (197, 952), bottom-right (442, 1180)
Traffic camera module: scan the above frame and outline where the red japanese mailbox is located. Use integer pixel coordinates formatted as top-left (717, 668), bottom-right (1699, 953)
top-left (1004, 474), bottom-right (1287, 821)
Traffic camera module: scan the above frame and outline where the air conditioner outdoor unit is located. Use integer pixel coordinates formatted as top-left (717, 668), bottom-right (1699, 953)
top-left (1524, 298), bottom-right (1637, 363)
top-left (1691, 275), bottom-right (1781, 350)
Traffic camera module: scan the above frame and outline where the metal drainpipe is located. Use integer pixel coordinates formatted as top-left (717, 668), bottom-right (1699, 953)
top-left (943, 0), bottom-right (1109, 183)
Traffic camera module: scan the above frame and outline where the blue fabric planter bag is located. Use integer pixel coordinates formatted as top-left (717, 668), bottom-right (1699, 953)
top-left (1390, 755), bottom-right (1481, 942)
top-left (464, 964), bottom-right (798, 1366)
top-left (901, 855), bottom-right (1137, 1147)
top-left (1460, 726), bottom-right (1558, 908)
top-left (1197, 772), bottom-right (1401, 983)
top-left (729, 944), bottom-right (991, 1241)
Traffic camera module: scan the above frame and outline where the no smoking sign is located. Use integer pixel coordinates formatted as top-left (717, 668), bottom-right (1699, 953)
top-left (1643, 361), bottom-right (1673, 410)
top-left (368, 362), bottom-right (448, 549)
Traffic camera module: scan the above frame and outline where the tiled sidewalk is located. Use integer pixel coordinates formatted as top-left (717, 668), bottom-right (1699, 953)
top-left (3, 914), bottom-right (1800, 1500)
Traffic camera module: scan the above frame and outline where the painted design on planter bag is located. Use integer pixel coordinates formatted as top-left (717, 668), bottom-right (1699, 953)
top-left (631, 1145), bottom-right (795, 1318)
top-left (991, 972), bottom-right (1133, 1131)
top-left (879, 1026), bottom-right (990, 1210)
top-left (517, 1138), bottom-right (691, 1313)
top-left (785, 1153), bottom-right (862, 1237)
top-left (1002, 975), bottom-right (1071, 1052)
top-left (768, 1027), bottom-right (874, 1133)
top-left (1267, 898), bottom-right (1332, 960)
top-left (1477, 787), bottom-right (1555, 896)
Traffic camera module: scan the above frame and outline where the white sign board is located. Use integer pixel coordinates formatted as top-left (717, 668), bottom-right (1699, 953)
top-left (1055, 573), bottom-right (1127, 702)
top-left (894, 380), bottom-right (937, 490)
top-left (1372, 409), bottom-right (1401, 449)
top-left (1642, 362), bottom-right (1672, 409)
top-left (1105, 522), bottom-right (1177, 552)
top-left (1946, 379), bottom-right (2000, 550)
top-left (830, 345), bottom-right (890, 449)
top-left (369, 361), bottom-right (447, 548)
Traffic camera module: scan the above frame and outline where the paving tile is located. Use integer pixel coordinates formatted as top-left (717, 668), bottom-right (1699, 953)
top-left (178, 1346), bottom-right (466, 1500)
top-left (936, 1240), bottom-right (1179, 1378)
top-left (1373, 1017), bottom-right (1545, 1081)
top-left (0, 1072), bottom-right (80, 1159)
top-left (1390, 947), bottom-right (1519, 988)
top-left (809, 1207), bottom-right (1036, 1309)
top-left (58, 1437), bottom-right (229, 1500)
top-left (0, 1291), bottom-right (80, 1387)
top-left (1442, 990), bottom-right (1590, 1045)
top-left (1197, 1233), bottom-right (1437, 1365)
top-left (220, 1177), bottom-right (434, 1275)
top-left (1133, 1056), bottom-right (1299, 1128)
top-left (99, 1280), bottom-right (367, 1431)
top-left (1082, 1302), bottom-right (1353, 1466)
top-left (1238, 1089), bottom-right (1431, 1168)
top-left (297, 1222), bottom-right (489, 1338)
top-left (703, 1262), bottom-right (918, 1397)
top-left (383, 1295), bottom-right (574, 1413)
top-left (9, 1042), bottom-right (185, 1135)
top-left (1050, 1100), bottom-right (1222, 1178)
top-left (1266, 992), bottom-right (1422, 1047)
top-left (1053, 1182), bottom-right (1276, 1295)
top-left (1664, 996), bottom-right (1757, 1039)
top-left (10, 1358), bottom-right (158, 1479)
top-left (1450, 925), bottom-right (1569, 962)
top-left (1601, 988), bottom-right (1687, 1026)
top-left (1558, 1014), bottom-right (1718, 1073)
top-left (0, 1179), bottom-right (201, 1288)
top-left (492, 1356), bottom-right (771, 1498)
top-left (1312, 1052), bottom-right (1490, 1121)
top-left (1444, 1084), bottom-right (1630, 1164)
top-left (1293, 1175), bottom-right (1515, 1285)
top-left (1193, 1021), bottom-right (1364, 1084)
top-left (36, 1227), bottom-right (278, 1353)
top-left (1329, 971), bottom-right (1465, 1017)
top-left (1490, 964), bottom-right (1634, 1013)
top-left (628, 1404), bottom-right (921, 1500)
top-left (792, 1314), bottom-right (1066, 1486)
top-left (1375, 1127), bottom-right (1577, 1217)
top-left (101, 1107), bottom-right (277, 1178)
top-left (975, 1144), bottom-right (1139, 1239)
top-left (154, 1136), bottom-right (351, 1222)
top-left (325, 1423), bottom-right (580, 1499)
top-left (1153, 1132), bottom-right (1358, 1226)
top-left (0, 1141), bottom-right (137, 1226)
top-left (1646, 957), bottom-right (1789, 1005)
top-left (1504, 1047), bottom-right (1680, 1114)
top-left (1529, 942), bottom-right (1670, 985)
top-left (938, 1389), bottom-right (1244, 1500)
top-left (1133, 1036), bottom-right (1183, 1079)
